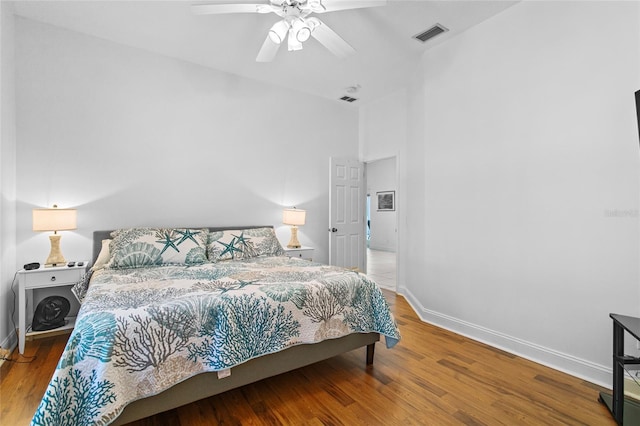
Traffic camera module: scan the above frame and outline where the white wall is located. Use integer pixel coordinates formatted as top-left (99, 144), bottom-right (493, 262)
top-left (359, 90), bottom-right (406, 163)
top-left (366, 157), bottom-right (397, 252)
top-left (370, 1), bottom-right (640, 386)
top-left (14, 18), bottom-right (358, 273)
top-left (359, 90), bottom-right (406, 281)
top-left (0, 1), bottom-right (17, 351)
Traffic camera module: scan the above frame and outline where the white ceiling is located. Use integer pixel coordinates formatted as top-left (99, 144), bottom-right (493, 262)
top-left (12, 0), bottom-right (518, 104)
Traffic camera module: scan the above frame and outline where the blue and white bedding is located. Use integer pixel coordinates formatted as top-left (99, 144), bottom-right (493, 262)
top-left (31, 256), bottom-right (400, 426)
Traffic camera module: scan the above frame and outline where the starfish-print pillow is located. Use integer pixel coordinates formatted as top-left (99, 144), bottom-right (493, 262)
top-left (106, 228), bottom-right (209, 269)
top-left (207, 227), bottom-right (284, 262)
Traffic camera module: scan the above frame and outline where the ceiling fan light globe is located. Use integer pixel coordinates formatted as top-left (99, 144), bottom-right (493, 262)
top-left (268, 31), bottom-right (282, 44)
top-left (306, 17), bottom-right (321, 30)
top-left (291, 18), bottom-right (311, 42)
top-left (288, 30), bottom-right (303, 51)
top-left (296, 27), bottom-right (311, 42)
top-left (269, 20), bottom-right (290, 44)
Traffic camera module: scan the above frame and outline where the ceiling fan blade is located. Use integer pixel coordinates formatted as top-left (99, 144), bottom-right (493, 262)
top-left (192, 3), bottom-right (272, 15)
top-left (311, 20), bottom-right (355, 58)
top-left (256, 35), bottom-right (281, 62)
top-left (312, 0), bottom-right (386, 13)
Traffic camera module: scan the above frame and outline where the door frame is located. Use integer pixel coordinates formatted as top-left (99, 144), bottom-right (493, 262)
top-left (364, 156), bottom-right (398, 291)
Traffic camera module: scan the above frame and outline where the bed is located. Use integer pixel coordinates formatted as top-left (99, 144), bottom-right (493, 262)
top-left (31, 226), bottom-right (400, 426)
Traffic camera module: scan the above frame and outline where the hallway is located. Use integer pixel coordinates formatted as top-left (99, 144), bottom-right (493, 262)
top-left (366, 248), bottom-right (396, 291)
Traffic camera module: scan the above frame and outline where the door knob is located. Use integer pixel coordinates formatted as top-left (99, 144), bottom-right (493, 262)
top-left (330, 228), bottom-right (338, 232)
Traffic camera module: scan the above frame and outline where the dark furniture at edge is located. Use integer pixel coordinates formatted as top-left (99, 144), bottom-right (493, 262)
top-left (599, 313), bottom-right (640, 425)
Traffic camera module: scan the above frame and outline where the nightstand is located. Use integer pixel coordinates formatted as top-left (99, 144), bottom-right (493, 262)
top-left (18, 262), bottom-right (88, 354)
top-left (283, 246), bottom-right (314, 261)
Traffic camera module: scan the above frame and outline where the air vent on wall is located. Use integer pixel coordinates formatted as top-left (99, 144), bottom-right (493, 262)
top-left (340, 96), bottom-right (358, 103)
top-left (414, 24), bottom-right (448, 43)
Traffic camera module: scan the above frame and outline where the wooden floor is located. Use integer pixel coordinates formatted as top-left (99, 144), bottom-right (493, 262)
top-left (1, 291), bottom-right (615, 425)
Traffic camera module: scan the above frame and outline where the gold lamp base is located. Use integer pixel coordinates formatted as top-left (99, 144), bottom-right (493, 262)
top-left (45, 234), bottom-right (67, 267)
top-left (287, 226), bottom-right (301, 249)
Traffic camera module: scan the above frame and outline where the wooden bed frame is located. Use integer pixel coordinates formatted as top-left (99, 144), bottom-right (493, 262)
top-left (91, 227), bottom-right (380, 425)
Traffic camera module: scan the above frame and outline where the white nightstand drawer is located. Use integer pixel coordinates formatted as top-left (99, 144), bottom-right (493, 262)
top-left (283, 247), bottom-right (314, 261)
top-left (24, 267), bottom-right (84, 289)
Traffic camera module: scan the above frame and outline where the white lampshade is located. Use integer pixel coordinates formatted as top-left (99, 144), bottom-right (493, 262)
top-left (32, 206), bottom-right (77, 266)
top-left (283, 208), bottom-right (306, 249)
top-left (283, 208), bottom-right (306, 226)
top-left (33, 208), bottom-right (77, 232)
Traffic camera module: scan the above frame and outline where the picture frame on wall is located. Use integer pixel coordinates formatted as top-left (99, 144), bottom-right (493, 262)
top-left (377, 191), bottom-right (395, 211)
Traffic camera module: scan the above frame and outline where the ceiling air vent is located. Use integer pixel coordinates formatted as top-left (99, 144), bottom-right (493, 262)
top-left (340, 96), bottom-right (358, 103)
top-left (414, 24), bottom-right (448, 43)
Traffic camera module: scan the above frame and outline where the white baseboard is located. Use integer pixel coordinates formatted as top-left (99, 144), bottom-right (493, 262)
top-left (398, 288), bottom-right (611, 389)
top-left (0, 330), bottom-right (17, 369)
top-left (367, 245), bottom-right (396, 253)
top-left (1, 329), bottom-right (17, 352)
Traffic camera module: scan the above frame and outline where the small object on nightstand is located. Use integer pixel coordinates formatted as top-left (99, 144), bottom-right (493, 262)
top-left (24, 262), bottom-right (40, 270)
top-left (67, 261), bottom-right (75, 267)
top-left (77, 261), bottom-right (84, 267)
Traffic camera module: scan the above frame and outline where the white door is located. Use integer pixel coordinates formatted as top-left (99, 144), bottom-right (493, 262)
top-left (329, 157), bottom-right (365, 271)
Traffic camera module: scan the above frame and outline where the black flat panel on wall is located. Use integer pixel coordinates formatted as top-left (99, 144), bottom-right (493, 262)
top-left (636, 90), bottom-right (640, 143)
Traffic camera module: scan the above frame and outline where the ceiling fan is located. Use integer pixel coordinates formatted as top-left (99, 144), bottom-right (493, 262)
top-left (192, 0), bottom-right (386, 62)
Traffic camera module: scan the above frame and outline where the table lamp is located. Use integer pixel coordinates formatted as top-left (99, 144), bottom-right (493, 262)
top-left (32, 205), bottom-right (77, 267)
top-left (283, 208), bottom-right (306, 248)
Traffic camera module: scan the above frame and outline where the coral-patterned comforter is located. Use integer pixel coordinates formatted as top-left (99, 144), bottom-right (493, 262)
top-left (31, 256), bottom-right (400, 425)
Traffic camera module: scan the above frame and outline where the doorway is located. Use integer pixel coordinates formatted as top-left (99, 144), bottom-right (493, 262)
top-left (365, 157), bottom-right (397, 292)
top-left (328, 158), bottom-right (366, 272)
